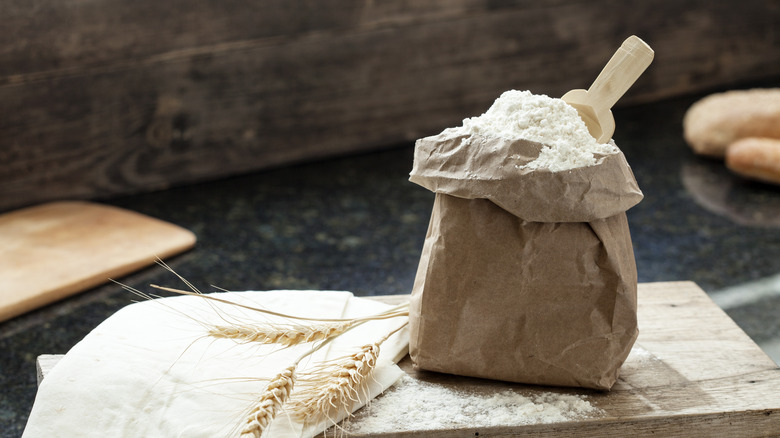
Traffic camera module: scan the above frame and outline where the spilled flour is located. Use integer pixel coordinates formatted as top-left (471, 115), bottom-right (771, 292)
top-left (347, 375), bottom-right (602, 433)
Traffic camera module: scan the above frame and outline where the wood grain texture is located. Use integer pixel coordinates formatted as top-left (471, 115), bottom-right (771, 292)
top-left (38, 282), bottom-right (780, 436)
top-left (2, 1), bottom-right (779, 211)
top-left (35, 355), bottom-right (61, 387)
top-left (0, 201), bottom-right (196, 322)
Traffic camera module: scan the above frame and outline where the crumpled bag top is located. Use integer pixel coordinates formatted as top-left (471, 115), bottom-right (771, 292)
top-left (409, 132), bottom-right (643, 223)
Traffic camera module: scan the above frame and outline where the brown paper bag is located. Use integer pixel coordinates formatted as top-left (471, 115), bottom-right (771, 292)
top-left (408, 132), bottom-right (643, 390)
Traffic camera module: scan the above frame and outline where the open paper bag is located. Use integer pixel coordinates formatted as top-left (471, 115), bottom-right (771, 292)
top-left (408, 131), bottom-right (643, 390)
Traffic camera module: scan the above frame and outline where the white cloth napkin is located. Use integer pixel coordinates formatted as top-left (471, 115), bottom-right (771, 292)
top-left (24, 290), bottom-right (408, 438)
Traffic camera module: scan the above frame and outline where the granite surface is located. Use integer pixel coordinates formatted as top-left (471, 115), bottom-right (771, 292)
top-left (3, 87), bottom-right (780, 437)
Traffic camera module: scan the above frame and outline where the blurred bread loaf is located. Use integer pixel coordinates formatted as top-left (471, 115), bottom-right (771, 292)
top-left (725, 137), bottom-right (780, 185)
top-left (683, 89), bottom-right (780, 157)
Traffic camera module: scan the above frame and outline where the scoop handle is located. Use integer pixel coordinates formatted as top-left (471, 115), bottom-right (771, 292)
top-left (587, 36), bottom-right (654, 111)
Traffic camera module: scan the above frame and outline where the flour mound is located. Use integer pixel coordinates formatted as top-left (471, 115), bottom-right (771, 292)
top-left (444, 90), bottom-right (618, 171)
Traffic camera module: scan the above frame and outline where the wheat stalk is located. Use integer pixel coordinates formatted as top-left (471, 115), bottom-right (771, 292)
top-left (117, 263), bottom-right (410, 436)
top-left (230, 318), bottom-right (407, 435)
top-left (289, 322), bottom-right (408, 427)
top-left (235, 320), bottom-right (407, 436)
top-left (241, 365), bottom-right (297, 438)
top-left (209, 321), bottom-right (354, 347)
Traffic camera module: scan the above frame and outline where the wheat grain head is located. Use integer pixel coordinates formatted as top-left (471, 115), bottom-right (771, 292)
top-left (241, 365), bottom-right (296, 438)
top-left (209, 321), bottom-right (353, 347)
top-left (290, 343), bottom-right (380, 426)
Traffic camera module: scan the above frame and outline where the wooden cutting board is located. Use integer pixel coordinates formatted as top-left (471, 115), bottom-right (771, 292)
top-left (0, 201), bottom-right (196, 322)
top-left (38, 282), bottom-right (780, 436)
top-left (359, 282), bottom-right (780, 437)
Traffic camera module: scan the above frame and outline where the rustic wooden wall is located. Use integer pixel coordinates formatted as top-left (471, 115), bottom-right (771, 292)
top-left (1, 0), bottom-right (779, 211)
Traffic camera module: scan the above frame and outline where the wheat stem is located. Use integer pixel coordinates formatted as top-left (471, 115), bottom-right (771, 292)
top-left (150, 284), bottom-right (409, 323)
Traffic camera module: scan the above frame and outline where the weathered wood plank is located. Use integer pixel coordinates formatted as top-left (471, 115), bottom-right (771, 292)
top-left (2, 1), bottom-right (779, 211)
top-left (351, 408), bottom-right (780, 438)
top-left (35, 354), bottom-right (61, 387)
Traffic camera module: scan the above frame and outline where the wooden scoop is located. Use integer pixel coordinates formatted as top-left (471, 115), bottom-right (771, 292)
top-left (562, 35), bottom-right (654, 143)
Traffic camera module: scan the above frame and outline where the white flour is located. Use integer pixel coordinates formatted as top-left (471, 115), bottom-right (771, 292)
top-left (347, 375), bottom-right (602, 433)
top-left (627, 345), bottom-right (655, 362)
top-left (443, 90), bottom-right (618, 171)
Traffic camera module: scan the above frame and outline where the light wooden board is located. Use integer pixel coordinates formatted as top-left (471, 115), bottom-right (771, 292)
top-left (0, 201), bottom-right (196, 322)
top-left (38, 282), bottom-right (780, 436)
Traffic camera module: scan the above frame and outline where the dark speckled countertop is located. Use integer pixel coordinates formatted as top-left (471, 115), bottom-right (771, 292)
top-left (3, 85), bottom-right (780, 437)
